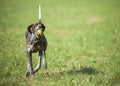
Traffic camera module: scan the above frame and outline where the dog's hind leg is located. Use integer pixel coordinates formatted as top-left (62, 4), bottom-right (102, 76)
top-left (33, 51), bottom-right (42, 73)
top-left (43, 50), bottom-right (47, 69)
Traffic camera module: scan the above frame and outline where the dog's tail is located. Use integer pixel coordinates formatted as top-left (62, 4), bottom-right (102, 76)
top-left (39, 5), bottom-right (41, 22)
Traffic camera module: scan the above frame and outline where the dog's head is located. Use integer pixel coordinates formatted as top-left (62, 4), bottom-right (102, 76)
top-left (28, 22), bottom-right (45, 37)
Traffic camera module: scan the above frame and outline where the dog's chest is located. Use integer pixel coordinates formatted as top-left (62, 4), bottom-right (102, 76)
top-left (32, 40), bottom-right (44, 52)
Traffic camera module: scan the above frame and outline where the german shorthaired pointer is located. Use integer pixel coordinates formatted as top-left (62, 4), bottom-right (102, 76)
top-left (25, 22), bottom-right (47, 77)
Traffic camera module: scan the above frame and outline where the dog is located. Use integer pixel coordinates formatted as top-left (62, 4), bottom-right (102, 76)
top-left (25, 22), bottom-right (47, 77)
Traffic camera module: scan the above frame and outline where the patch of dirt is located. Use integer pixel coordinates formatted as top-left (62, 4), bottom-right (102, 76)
top-left (86, 17), bottom-right (103, 24)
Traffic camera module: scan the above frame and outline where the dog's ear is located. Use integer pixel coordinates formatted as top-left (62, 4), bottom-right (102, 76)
top-left (42, 23), bottom-right (45, 29)
top-left (41, 23), bottom-right (45, 31)
top-left (27, 24), bottom-right (34, 34)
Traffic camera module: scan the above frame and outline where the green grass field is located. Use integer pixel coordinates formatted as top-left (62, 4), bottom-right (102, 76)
top-left (0, 0), bottom-right (120, 86)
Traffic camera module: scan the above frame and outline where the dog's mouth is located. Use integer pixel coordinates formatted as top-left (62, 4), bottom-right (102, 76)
top-left (36, 29), bottom-right (43, 37)
top-left (37, 29), bottom-right (43, 35)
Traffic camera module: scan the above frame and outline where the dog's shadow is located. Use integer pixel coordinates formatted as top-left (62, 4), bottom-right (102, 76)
top-left (43, 67), bottom-right (104, 78)
top-left (59, 67), bottom-right (102, 76)
top-left (66, 67), bottom-right (99, 75)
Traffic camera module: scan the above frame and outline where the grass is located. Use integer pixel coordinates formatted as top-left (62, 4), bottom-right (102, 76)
top-left (0, 0), bottom-right (120, 86)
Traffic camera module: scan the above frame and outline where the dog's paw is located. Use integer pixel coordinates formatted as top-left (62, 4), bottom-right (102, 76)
top-left (44, 63), bottom-right (47, 70)
top-left (26, 71), bottom-right (30, 77)
top-left (26, 71), bottom-right (34, 78)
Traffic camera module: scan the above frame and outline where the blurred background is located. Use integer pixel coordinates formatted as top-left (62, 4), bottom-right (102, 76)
top-left (0, 0), bottom-right (120, 85)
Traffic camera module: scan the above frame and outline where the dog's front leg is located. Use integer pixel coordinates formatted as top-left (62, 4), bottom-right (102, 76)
top-left (43, 50), bottom-right (47, 69)
top-left (33, 51), bottom-right (42, 73)
top-left (26, 51), bottom-right (33, 77)
top-left (30, 33), bottom-right (36, 45)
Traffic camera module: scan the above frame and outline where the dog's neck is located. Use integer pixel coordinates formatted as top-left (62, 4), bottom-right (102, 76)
top-left (30, 33), bottom-right (43, 45)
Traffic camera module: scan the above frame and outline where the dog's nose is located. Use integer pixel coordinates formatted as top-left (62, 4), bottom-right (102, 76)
top-left (37, 29), bottom-right (43, 36)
